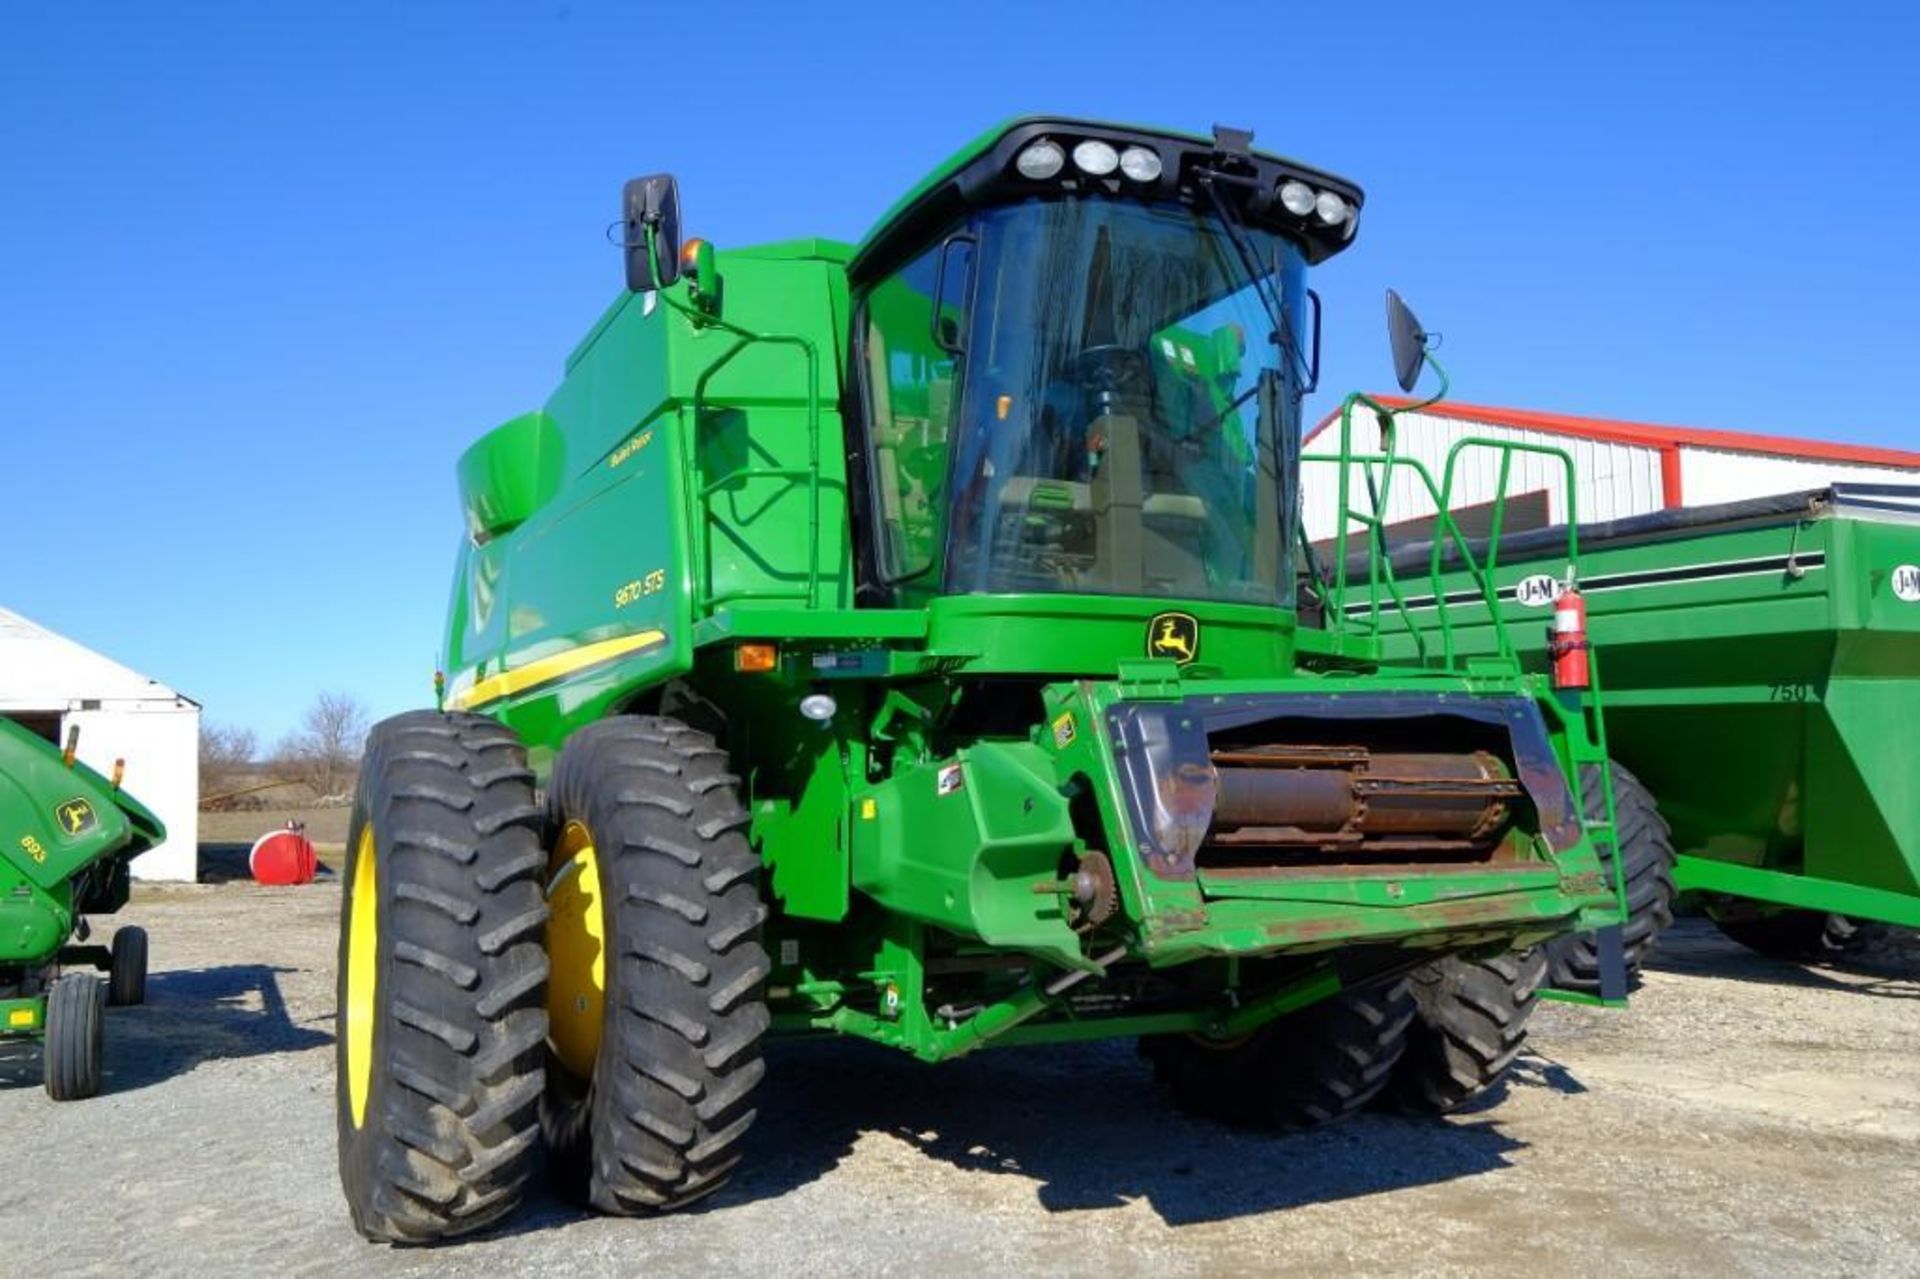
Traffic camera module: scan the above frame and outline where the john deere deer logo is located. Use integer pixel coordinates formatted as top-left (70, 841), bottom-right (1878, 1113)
top-left (56, 797), bottom-right (97, 837)
top-left (1147, 612), bottom-right (1200, 665)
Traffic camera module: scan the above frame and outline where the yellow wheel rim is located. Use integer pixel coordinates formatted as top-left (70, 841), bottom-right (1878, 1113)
top-left (545, 819), bottom-right (607, 1079)
top-left (344, 823), bottom-right (379, 1128)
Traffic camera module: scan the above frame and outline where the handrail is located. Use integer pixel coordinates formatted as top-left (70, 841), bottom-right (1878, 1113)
top-left (1305, 405), bottom-right (1584, 669)
top-left (1431, 439), bottom-right (1581, 664)
top-left (666, 295), bottom-right (825, 611)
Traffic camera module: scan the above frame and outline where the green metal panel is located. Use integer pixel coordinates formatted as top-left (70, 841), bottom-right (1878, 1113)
top-left (443, 250), bottom-right (853, 762)
top-left (0, 717), bottom-right (162, 971)
top-left (851, 741), bottom-right (1083, 971)
top-left (923, 593), bottom-right (1294, 679)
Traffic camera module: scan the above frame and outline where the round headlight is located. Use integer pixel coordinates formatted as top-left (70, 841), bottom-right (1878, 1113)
top-left (1118, 145), bottom-right (1162, 182)
top-left (1071, 139), bottom-right (1120, 177)
top-left (1278, 180), bottom-right (1316, 217)
top-left (1314, 191), bottom-right (1350, 225)
top-left (1015, 139), bottom-right (1066, 180)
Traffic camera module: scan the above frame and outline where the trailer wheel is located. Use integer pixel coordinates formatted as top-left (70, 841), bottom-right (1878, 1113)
top-left (108, 926), bottom-right (148, 1007)
top-left (335, 711), bottom-right (550, 1244)
top-left (1144, 979), bottom-right (1414, 1130)
top-left (1711, 909), bottom-right (1880, 963)
top-left (1545, 762), bottom-right (1675, 994)
top-left (540, 716), bottom-right (770, 1215)
top-left (44, 972), bottom-right (105, 1101)
top-left (1386, 948), bottom-right (1546, 1115)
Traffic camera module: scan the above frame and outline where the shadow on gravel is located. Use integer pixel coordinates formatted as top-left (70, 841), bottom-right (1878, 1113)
top-left (107, 965), bottom-right (334, 1093)
top-left (0, 964), bottom-right (332, 1096)
top-left (1646, 919), bottom-right (1920, 1001)
top-left (496, 1037), bottom-right (1531, 1229)
top-left (1504, 1051), bottom-right (1590, 1098)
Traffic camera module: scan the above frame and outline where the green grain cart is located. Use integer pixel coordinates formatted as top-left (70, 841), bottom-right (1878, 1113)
top-left (0, 718), bottom-right (155, 1098)
top-left (335, 118), bottom-right (1629, 1242)
top-left (1337, 479), bottom-right (1920, 984)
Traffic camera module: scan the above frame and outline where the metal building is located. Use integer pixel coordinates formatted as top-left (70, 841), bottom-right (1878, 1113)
top-left (1301, 397), bottom-right (1920, 545)
top-left (0, 607), bottom-right (199, 881)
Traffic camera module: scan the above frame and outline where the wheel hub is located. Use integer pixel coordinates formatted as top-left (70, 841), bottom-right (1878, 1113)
top-left (545, 819), bottom-right (608, 1079)
top-left (343, 823), bottom-right (379, 1129)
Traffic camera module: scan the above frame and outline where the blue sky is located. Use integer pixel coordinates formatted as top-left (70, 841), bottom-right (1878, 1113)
top-left (4, 2), bottom-right (1916, 743)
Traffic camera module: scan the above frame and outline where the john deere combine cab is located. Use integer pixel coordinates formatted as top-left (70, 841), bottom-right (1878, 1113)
top-left (335, 118), bottom-right (1626, 1242)
top-left (1, 718), bottom-right (155, 1099)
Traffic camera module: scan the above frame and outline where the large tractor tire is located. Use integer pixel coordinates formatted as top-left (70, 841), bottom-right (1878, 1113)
top-left (335, 711), bottom-right (550, 1244)
top-left (1712, 910), bottom-right (1880, 963)
top-left (44, 972), bottom-right (105, 1101)
top-left (1387, 948), bottom-right (1546, 1115)
top-left (540, 716), bottom-right (770, 1216)
top-left (109, 925), bottom-right (148, 1007)
top-left (1144, 979), bottom-right (1414, 1130)
top-left (1544, 762), bottom-right (1675, 994)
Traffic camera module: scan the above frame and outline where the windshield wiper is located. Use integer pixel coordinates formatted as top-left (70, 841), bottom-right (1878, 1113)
top-left (1196, 170), bottom-right (1313, 389)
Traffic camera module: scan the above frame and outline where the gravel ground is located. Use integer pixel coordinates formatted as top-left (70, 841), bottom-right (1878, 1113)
top-left (2, 883), bottom-right (1916, 1277)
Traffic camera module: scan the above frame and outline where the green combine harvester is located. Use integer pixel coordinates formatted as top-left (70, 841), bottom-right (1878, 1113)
top-left (335, 117), bottom-right (1631, 1242)
top-left (1335, 478), bottom-right (1920, 985)
top-left (0, 718), bottom-right (155, 1099)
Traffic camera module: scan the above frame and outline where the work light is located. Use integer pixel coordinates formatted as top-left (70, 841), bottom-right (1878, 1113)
top-left (1071, 139), bottom-right (1120, 176)
top-left (1314, 190), bottom-right (1349, 226)
top-left (1119, 145), bottom-right (1162, 182)
top-left (1016, 139), bottom-right (1066, 179)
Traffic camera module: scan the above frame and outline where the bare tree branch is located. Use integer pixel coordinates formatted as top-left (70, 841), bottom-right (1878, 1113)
top-left (198, 722), bottom-right (259, 800)
top-left (272, 692), bottom-right (371, 802)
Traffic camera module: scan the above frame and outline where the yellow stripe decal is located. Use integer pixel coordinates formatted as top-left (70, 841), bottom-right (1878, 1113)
top-left (447, 629), bottom-right (668, 710)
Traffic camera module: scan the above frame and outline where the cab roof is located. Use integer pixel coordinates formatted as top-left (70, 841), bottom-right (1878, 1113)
top-left (849, 115), bottom-right (1366, 282)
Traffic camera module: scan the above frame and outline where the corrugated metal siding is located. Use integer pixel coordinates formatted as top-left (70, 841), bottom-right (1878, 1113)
top-left (1678, 447), bottom-right (1920, 505)
top-left (1300, 410), bottom-right (1665, 540)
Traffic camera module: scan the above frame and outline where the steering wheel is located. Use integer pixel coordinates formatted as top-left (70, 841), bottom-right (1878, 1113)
top-left (1072, 344), bottom-right (1154, 398)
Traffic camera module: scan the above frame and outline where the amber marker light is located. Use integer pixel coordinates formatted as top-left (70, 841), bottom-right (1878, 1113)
top-left (735, 643), bottom-right (779, 673)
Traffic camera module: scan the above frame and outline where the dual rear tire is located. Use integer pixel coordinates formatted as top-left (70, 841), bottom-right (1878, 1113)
top-left (539, 718), bottom-right (771, 1215)
top-left (1147, 947), bottom-right (1547, 1129)
top-left (1388, 949), bottom-right (1546, 1115)
top-left (335, 712), bottom-right (552, 1243)
top-left (335, 712), bottom-right (769, 1244)
top-left (1144, 980), bottom-right (1415, 1129)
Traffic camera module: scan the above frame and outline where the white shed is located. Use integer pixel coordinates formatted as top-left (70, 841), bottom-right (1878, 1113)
top-left (1302, 396), bottom-right (1920, 545)
top-left (0, 608), bottom-right (199, 881)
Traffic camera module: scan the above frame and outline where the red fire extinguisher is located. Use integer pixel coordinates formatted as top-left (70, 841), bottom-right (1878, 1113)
top-left (1549, 569), bottom-right (1590, 690)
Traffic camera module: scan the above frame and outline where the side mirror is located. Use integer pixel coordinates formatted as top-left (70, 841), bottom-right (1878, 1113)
top-left (622, 174), bottom-right (683, 293)
top-left (1385, 288), bottom-right (1428, 394)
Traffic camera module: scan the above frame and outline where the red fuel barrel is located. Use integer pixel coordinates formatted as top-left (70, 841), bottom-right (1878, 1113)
top-left (250, 823), bottom-right (317, 886)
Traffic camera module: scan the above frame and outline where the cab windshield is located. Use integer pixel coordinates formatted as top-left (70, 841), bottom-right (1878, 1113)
top-left (862, 196), bottom-right (1308, 607)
